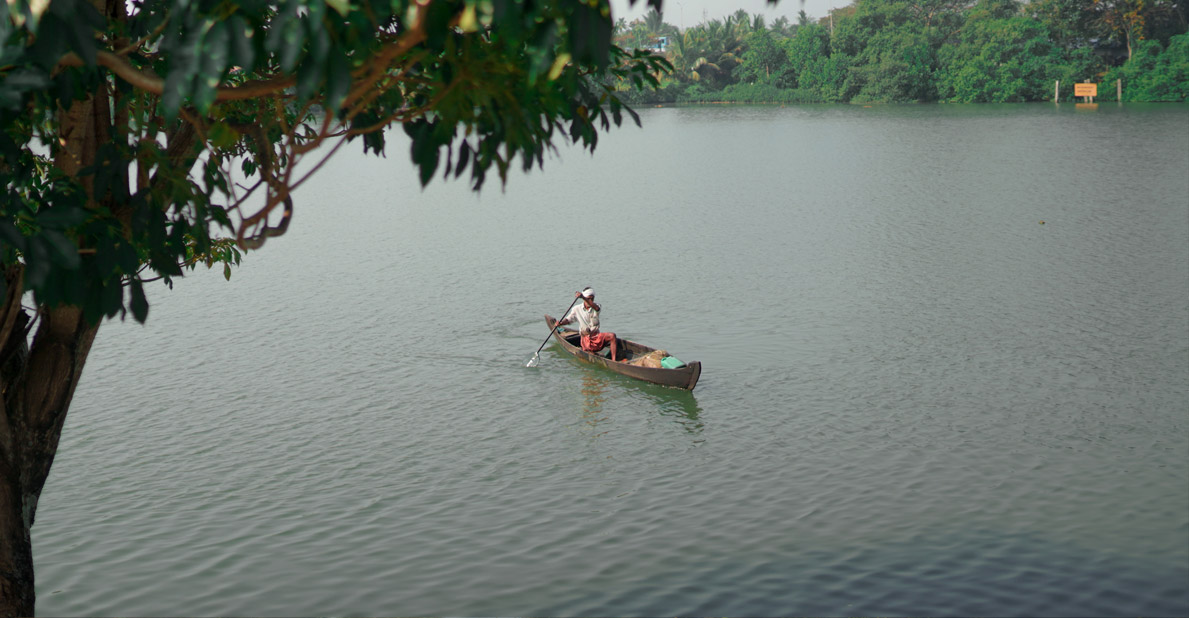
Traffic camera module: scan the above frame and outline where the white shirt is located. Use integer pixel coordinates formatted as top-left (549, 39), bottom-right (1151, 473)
top-left (563, 303), bottom-right (600, 336)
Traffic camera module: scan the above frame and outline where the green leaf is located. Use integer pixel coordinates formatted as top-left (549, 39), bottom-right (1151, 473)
top-left (296, 22), bottom-right (330, 106)
top-left (128, 278), bottom-right (149, 323)
top-left (454, 142), bottom-right (471, 179)
top-left (326, 48), bottom-right (351, 114)
top-left (51, 0), bottom-right (103, 66)
top-left (208, 123), bottom-right (240, 149)
top-left (35, 203), bottom-right (86, 228)
top-left (0, 221), bottom-right (26, 253)
top-left (417, 145), bottom-right (439, 187)
top-left (624, 103), bottom-right (641, 127)
top-left (227, 16), bottom-right (257, 72)
top-left (423, 0), bottom-right (456, 52)
top-left (93, 235), bottom-right (116, 276)
top-left (27, 14), bottom-right (71, 71)
top-left (22, 236), bottom-right (49, 288)
top-left (568, 0), bottom-right (613, 71)
top-left (267, 4), bottom-right (305, 73)
top-left (194, 20), bottom-right (231, 113)
top-left (115, 240), bottom-right (139, 274)
top-left (296, 57), bottom-right (320, 104)
top-left (98, 277), bottom-right (121, 321)
top-left (0, 68), bottom-right (51, 109)
top-left (41, 229), bottom-right (80, 268)
top-left (161, 21), bottom-right (203, 121)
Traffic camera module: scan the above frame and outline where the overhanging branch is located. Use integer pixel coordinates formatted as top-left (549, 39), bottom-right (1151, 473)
top-left (56, 51), bottom-right (297, 100)
top-left (56, 18), bottom-right (429, 103)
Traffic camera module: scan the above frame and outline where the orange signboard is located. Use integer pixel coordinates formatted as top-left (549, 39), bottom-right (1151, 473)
top-left (1074, 83), bottom-right (1098, 97)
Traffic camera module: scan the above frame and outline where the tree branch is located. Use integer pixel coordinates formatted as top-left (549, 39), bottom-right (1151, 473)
top-left (57, 22), bottom-right (429, 103)
top-left (57, 51), bottom-right (297, 100)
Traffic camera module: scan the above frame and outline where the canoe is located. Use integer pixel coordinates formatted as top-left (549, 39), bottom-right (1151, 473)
top-left (544, 314), bottom-right (702, 390)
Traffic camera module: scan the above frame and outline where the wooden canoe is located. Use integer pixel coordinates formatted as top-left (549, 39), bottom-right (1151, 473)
top-left (544, 314), bottom-right (702, 390)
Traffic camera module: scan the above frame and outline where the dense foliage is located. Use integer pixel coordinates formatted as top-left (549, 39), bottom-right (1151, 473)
top-left (1, 0), bottom-right (669, 324)
top-left (616, 0), bottom-right (1189, 103)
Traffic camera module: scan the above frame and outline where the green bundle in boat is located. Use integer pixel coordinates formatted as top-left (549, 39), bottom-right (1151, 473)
top-left (660, 356), bottom-right (686, 369)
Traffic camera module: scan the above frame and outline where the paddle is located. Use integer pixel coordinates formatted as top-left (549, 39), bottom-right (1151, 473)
top-left (526, 295), bottom-right (582, 368)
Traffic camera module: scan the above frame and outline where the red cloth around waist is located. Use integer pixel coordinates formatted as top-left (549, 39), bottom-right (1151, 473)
top-left (580, 331), bottom-right (615, 353)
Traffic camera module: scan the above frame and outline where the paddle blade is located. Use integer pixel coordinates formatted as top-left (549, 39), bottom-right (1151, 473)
top-left (526, 353), bottom-right (540, 368)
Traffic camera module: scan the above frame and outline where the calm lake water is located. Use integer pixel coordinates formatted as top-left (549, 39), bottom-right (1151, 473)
top-left (34, 103), bottom-right (1189, 616)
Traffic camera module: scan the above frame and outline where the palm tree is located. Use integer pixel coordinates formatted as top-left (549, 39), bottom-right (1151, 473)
top-left (680, 16), bottom-right (747, 88)
top-left (644, 8), bottom-right (666, 34)
top-left (771, 15), bottom-right (795, 38)
top-left (624, 8), bottom-right (679, 53)
top-left (614, 17), bottom-right (628, 37)
top-left (667, 30), bottom-right (693, 79)
top-left (752, 13), bottom-right (768, 33)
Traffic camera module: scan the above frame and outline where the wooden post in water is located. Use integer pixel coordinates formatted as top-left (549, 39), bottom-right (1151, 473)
top-left (1117, 78), bottom-right (1122, 101)
top-left (1055, 80), bottom-right (1059, 103)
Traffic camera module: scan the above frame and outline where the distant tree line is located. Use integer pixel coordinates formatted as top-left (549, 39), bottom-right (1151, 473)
top-left (613, 0), bottom-right (1189, 103)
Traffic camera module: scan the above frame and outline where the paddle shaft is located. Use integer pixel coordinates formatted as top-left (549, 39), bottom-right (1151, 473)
top-left (531, 296), bottom-right (581, 360)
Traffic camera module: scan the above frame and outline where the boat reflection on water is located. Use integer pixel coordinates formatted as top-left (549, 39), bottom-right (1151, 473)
top-left (578, 373), bottom-right (611, 436)
top-left (571, 363), bottom-right (704, 436)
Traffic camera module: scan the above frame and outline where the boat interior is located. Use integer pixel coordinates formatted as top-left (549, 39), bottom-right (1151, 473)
top-left (562, 331), bottom-right (650, 363)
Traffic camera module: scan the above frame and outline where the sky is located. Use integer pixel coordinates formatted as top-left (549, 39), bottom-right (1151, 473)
top-left (610, 0), bottom-right (853, 29)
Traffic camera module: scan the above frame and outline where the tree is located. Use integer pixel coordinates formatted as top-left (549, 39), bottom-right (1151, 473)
top-left (771, 14), bottom-right (797, 37)
top-left (614, 9), bottom-right (678, 53)
top-left (0, 0), bottom-right (668, 614)
top-left (680, 14), bottom-right (748, 88)
top-left (935, 0), bottom-right (1070, 102)
top-left (1028, 0), bottom-right (1098, 49)
top-left (644, 7), bottom-right (667, 34)
top-left (735, 28), bottom-right (793, 86)
top-left (751, 12), bottom-right (768, 33)
top-left (848, 25), bottom-right (938, 101)
top-left (786, 21), bottom-right (852, 101)
top-left (1102, 33), bottom-right (1189, 100)
top-left (1096, 0), bottom-right (1151, 60)
top-left (830, 0), bottom-right (941, 102)
top-left (1031, 0), bottom-right (1186, 59)
top-left (1090, 0), bottom-right (1186, 60)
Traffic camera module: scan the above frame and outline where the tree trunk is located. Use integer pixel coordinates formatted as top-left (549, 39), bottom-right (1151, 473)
top-left (0, 307), bottom-right (101, 616)
top-left (0, 267), bottom-right (34, 616)
top-left (0, 267), bottom-right (100, 616)
top-left (0, 66), bottom-right (107, 617)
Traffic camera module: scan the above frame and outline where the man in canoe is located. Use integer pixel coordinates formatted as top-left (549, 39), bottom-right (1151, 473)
top-left (557, 287), bottom-right (623, 362)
